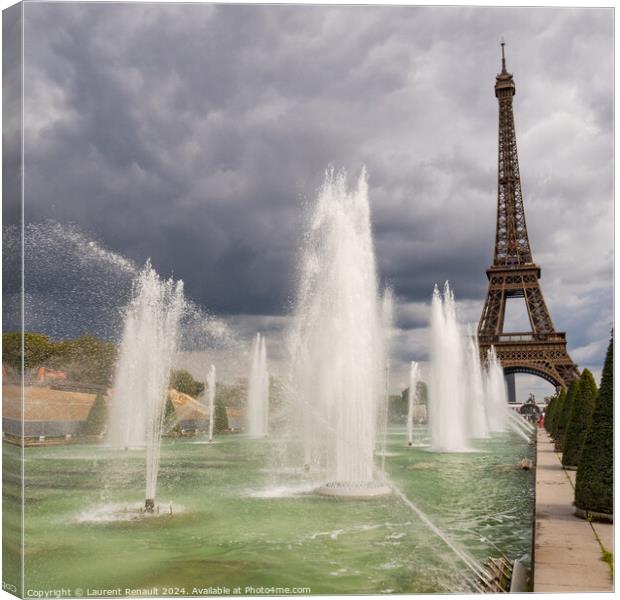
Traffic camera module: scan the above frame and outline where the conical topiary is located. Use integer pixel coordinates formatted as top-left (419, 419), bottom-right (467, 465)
top-left (543, 396), bottom-right (554, 433)
top-left (562, 369), bottom-right (598, 468)
top-left (84, 393), bottom-right (108, 436)
top-left (545, 390), bottom-right (563, 435)
top-left (163, 396), bottom-right (181, 436)
top-left (214, 396), bottom-right (229, 432)
top-left (555, 380), bottom-right (579, 451)
top-left (549, 389), bottom-right (565, 439)
top-left (575, 334), bottom-right (613, 518)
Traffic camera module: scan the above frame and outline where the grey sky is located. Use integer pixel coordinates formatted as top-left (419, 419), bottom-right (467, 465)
top-left (12, 3), bottom-right (614, 396)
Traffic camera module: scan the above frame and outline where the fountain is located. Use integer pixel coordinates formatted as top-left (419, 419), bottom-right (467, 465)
top-left (484, 347), bottom-right (508, 433)
top-left (377, 288), bottom-right (394, 472)
top-left (13, 196), bottom-right (538, 593)
top-left (246, 333), bottom-right (269, 436)
top-left (407, 361), bottom-right (420, 447)
top-left (207, 364), bottom-right (216, 443)
top-left (288, 167), bottom-right (390, 497)
top-left (108, 261), bottom-right (184, 512)
top-left (428, 282), bottom-right (470, 452)
top-left (466, 330), bottom-right (490, 439)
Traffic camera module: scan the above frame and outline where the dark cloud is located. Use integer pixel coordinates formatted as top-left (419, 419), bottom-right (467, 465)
top-left (15, 4), bottom-right (613, 392)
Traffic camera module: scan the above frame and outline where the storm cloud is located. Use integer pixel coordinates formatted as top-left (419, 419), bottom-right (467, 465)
top-left (12, 4), bottom-right (614, 394)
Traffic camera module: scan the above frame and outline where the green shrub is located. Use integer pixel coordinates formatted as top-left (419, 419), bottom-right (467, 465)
top-left (562, 369), bottom-right (597, 468)
top-left (555, 380), bottom-right (579, 451)
top-left (575, 334), bottom-right (613, 516)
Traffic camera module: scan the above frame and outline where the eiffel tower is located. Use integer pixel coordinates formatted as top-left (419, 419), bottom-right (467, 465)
top-left (477, 42), bottom-right (579, 396)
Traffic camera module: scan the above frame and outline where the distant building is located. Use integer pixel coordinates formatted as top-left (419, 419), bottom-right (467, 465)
top-left (36, 367), bottom-right (67, 383)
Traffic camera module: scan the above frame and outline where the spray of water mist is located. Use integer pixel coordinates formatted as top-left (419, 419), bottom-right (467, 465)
top-left (288, 167), bottom-right (390, 495)
top-left (247, 333), bottom-right (269, 437)
top-left (108, 261), bottom-right (184, 511)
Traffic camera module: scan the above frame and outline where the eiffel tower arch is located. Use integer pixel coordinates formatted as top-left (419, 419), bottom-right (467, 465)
top-left (477, 43), bottom-right (579, 394)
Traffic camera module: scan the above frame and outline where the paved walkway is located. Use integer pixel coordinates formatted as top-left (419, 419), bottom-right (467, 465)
top-left (534, 429), bottom-right (614, 592)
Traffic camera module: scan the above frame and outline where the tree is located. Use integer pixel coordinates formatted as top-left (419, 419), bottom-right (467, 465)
top-left (169, 369), bottom-right (204, 399)
top-left (2, 332), bottom-right (56, 369)
top-left (84, 393), bottom-right (108, 436)
top-left (562, 369), bottom-right (598, 468)
top-left (214, 396), bottom-right (229, 432)
top-left (575, 334), bottom-right (613, 517)
top-left (50, 335), bottom-right (117, 385)
top-left (547, 389), bottom-right (565, 435)
top-left (554, 380), bottom-right (579, 451)
top-left (545, 391), bottom-right (561, 434)
top-left (401, 381), bottom-right (428, 406)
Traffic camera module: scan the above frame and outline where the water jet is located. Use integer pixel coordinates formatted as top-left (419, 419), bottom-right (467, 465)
top-left (108, 261), bottom-right (184, 511)
top-left (428, 282), bottom-right (470, 452)
top-left (289, 167), bottom-right (388, 498)
top-left (247, 333), bottom-right (269, 436)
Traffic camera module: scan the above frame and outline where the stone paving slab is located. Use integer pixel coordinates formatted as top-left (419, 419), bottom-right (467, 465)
top-left (594, 522), bottom-right (614, 554)
top-left (533, 430), bottom-right (613, 592)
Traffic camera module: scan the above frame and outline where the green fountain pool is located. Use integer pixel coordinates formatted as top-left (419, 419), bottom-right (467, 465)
top-left (5, 426), bottom-right (534, 596)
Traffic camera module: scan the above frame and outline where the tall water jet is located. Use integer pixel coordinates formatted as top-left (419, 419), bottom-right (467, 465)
top-left (484, 347), bottom-right (508, 433)
top-left (407, 361), bottom-right (420, 447)
top-left (428, 282), bottom-right (469, 452)
top-left (247, 333), bottom-right (269, 437)
top-left (378, 288), bottom-right (394, 474)
top-left (466, 330), bottom-right (490, 439)
top-left (108, 261), bottom-right (184, 511)
top-left (207, 364), bottom-right (216, 443)
top-left (289, 167), bottom-right (390, 497)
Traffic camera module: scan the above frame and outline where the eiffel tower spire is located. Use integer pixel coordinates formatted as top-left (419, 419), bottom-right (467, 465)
top-left (493, 40), bottom-right (532, 266)
top-left (478, 43), bottom-right (579, 392)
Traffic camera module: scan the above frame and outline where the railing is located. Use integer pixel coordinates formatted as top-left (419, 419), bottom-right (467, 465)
top-left (479, 332), bottom-right (566, 344)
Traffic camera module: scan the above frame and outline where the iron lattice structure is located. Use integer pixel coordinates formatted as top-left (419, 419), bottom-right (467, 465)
top-left (477, 44), bottom-right (579, 391)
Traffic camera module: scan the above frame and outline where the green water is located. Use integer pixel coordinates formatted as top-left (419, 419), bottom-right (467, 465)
top-left (10, 427), bottom-right (534, 595)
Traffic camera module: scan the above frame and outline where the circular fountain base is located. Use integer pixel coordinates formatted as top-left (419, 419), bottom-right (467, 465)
top-left (316, 481), bottom-right (392, 499)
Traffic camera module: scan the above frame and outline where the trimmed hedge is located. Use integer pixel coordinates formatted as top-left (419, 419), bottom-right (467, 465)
top-left (562, 369), bottom-right (597, 468)
top-left (554, 380), bottom-right (579, 451)
top-left (575, 334), bottom-right (613, 516)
